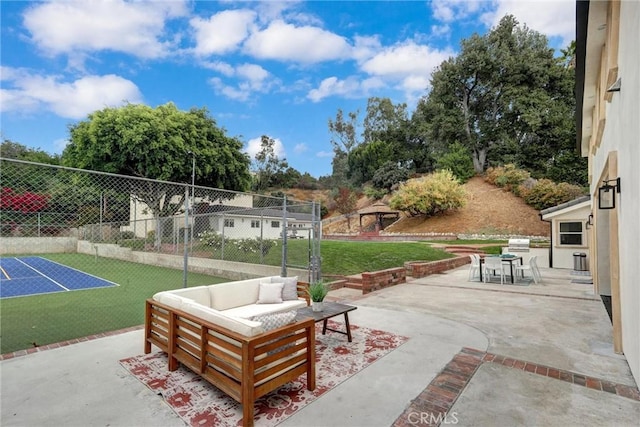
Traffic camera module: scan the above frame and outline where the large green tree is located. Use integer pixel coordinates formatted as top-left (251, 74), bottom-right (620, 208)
top-left (62, 103), bottom-right (251, 219)
top-left (417, 15), bottom-right (578, 179)
top-left (335, 97), bottom-right (430, 186)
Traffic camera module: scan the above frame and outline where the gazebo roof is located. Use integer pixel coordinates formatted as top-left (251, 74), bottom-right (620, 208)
top-left (358, 202), bottom-right (398, 215)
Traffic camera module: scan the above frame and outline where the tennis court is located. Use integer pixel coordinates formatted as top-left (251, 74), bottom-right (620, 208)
top-left (0, 256), bottom-right (118, 298)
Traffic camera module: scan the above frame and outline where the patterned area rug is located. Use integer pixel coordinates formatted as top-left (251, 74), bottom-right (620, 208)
top-left (120, 321), bottom-right (409, 426)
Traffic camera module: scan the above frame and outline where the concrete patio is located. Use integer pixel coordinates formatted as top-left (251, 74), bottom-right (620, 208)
top-left (2, 265), bottom-right (639, 426)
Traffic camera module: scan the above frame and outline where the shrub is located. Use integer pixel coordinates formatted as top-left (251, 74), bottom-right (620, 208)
top-left (235, 237), bottom-right (277, 256)
top-left (389, 169), bottom-right (467, 217)
top-left (198, 229), bottom-right (227, 250)
top-left (435, 142), bottom-right (475, 183)
top-left (363, 186), bottom-right (387, 200)
top-left (485, 164), bottom-right (531, 192)
top-left (524, 179), bottom-right (587, 210)
top-left (371, 161), bottom-right (411, 191)
top-left (118, 230), bottom-right (136, 240)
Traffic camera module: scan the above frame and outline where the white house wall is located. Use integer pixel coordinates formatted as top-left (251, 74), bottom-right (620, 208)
top-left (549, 204), bottom-right (591, 270)
top-left (208, 215), bottom-right (311, 240)
top-left (590, 1), bottom-right (640, 387)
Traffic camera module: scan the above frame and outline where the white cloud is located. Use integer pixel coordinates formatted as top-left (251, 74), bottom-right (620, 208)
top-left (307, 76), bottom-right (358, 102)
top-left (236, 64), bottom-right (270, 88)
top-left (1, 68), bottom-right (142, 119)
top-left (202, 61), bottom-right (235, 77)
top-left (243, 20), bottom-right (352, 63)
top-left (245, 136), bottom-right (286, 160)
top-left (209, 77), bottom-right (251, 102)
top-left (431, 0), bottom-right (484, 23)
top-left (316, 151), bottom-right (333, 158)
top-left (208, 63), bottom-right (278, 101)
top-left (361, 42), bottom-right (454, 79)
top-left (481, 0), bottom-right (575, 47)
top-left (352, 35), bottom-right (383, 62)
top-left (294, 143), bottom-right (308, 154)
top-left (431, 24), bottom-right (451, 37)
top-left (190, 9), bottom-right (256, 56)
top-left (23, 0), bottom-right (188, 62)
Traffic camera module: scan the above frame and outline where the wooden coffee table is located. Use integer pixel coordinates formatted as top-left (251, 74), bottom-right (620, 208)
top-left (296, 302), bottom-right (357, 342)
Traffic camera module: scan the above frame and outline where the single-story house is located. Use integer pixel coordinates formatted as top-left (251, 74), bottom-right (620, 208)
top-left (540, 196), bottom-right (591, 269)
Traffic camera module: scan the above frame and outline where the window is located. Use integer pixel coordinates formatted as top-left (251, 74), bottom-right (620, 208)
top-left (559, 222), bottom-right (582, 245)
top-left (251, 220), bottom-right (260, 228)
top-left (224, 219), bottom-right (234, 228)
top-left (271, 221), bottom-right (280, 228)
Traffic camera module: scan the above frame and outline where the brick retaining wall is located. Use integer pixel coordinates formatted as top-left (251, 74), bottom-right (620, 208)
top-left (405, 256), bottom-right (470, 278)
top-left (361, 267), bottom-right (406, 294)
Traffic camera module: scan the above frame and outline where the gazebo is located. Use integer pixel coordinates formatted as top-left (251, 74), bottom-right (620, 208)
top-left (358, 202), bottom-right (400, 232)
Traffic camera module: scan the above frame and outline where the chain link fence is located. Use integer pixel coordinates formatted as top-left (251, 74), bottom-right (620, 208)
top-left (0, 158), bottom-right (322, 353)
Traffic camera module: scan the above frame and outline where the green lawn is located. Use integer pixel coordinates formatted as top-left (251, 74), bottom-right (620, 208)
top-left (1, 241), bottom-right (452, 354)
top-left (317, 240), bottom-right (453, 275)
top-left (194, 239), bottom-right (455, 276)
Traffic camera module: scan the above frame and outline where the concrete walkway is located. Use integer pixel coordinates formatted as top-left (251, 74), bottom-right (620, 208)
top-left (1, 266), bottom-right (639, 426)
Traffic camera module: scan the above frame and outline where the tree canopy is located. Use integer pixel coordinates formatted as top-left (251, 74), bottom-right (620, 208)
top-left (416, 15), bottom-right (580, 180)
top-left (62, 103), bottom-right (252, 218)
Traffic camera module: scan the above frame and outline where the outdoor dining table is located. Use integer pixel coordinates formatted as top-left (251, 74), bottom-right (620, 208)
top-left (479, 255), bottom-right (524, 284)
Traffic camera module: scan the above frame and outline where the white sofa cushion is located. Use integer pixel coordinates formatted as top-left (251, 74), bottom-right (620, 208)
top-left (208, 278), bottom-right (263, 310)
top-left (257, 282), bottom-right (284, 304)
top-left (222, 299), bottom-right (306, 319)
top-left (156, 286), bottom-right (210, 307)
top-left (153, 291), bottom-right (186, 309)
top-left (181, 301), bottom-right (264, 337)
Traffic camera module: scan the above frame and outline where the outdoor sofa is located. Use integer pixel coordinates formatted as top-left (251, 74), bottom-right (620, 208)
top-left (144, 276), bottom-right (316, 426)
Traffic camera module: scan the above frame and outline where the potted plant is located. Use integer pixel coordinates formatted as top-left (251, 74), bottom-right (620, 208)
top-left (307, 281), bottom-right (329, 312)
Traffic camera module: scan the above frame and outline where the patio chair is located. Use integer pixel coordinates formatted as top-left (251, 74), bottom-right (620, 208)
top-left (515, 256), bottom-right (540, 284)
top-left (468, 254), bottom-right (481, 281)
top-left (483, 256), bottom-right (505, 284)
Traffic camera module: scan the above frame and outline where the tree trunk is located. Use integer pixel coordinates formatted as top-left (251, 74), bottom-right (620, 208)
top-left (472, 148), bottom-right (487, 173)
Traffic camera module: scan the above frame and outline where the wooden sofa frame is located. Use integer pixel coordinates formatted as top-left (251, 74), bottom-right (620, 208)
top-left (144, 282), bottom-right (315, 427)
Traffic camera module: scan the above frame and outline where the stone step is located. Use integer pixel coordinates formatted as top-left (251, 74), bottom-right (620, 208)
top-left (343, 274), bottom-right (363, 290)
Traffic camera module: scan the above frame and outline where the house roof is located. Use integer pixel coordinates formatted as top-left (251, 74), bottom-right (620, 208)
top-left (540, 195), bottom-right (591, 218)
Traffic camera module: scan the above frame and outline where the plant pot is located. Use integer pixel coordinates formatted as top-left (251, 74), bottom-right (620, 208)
top-left (312, 301), bottom-right (323, 312)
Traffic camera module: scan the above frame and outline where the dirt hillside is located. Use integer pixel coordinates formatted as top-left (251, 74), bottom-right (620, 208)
top-left (301, 177), bottom-right (549, 237)
top-left (384, 177), bottom-right (549, 236)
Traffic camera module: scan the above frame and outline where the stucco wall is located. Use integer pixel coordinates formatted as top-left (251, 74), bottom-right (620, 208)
top-left (591, 1), bottom-right (640, 386)
top-left (77, 241), bottom-right (309, 281)
top-left (0, 237), bottom-right (77, 255)
top-left (549, 204), bottom-right (591, 270)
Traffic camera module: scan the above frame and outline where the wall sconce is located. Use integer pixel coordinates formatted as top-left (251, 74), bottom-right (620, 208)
top-left (585, 213), bottom-right (594, 230)
top-left (598, 177), bottom-right (621, 210)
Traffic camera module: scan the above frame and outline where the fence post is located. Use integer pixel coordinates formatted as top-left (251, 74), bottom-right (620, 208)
top-left (281, 195), bottom-right (288, 277)
top-left (260, 211), bottom-right (265, 264)
top-left (183, 187), bottom-right (189, 288)
top-left (221, 213), bottom-right (225, 260)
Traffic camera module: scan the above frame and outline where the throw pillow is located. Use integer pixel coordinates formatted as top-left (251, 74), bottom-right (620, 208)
top-left (257, 282), bottom-right (284, 304)
top-left (275, 276), bottom-right (299, 301)
top-left (251, 310), bottom-right (298, 355)
top-left (251, 310), bottom-right (297, 331)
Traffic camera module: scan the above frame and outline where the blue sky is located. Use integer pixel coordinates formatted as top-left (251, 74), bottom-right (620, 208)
top-left (1, 0), bottom-right (575, 178)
